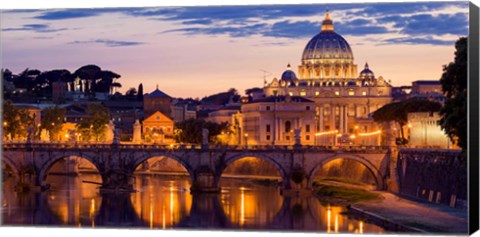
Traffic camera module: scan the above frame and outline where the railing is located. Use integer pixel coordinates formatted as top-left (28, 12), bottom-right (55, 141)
top-left (2, 141), bottom-right (391, 153)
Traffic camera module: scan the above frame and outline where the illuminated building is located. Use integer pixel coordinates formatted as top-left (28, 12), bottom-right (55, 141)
top-left (142, 111), bottom-right (174, 144)
top-left (143, 86), bottom-right (172, 118)
top-left (261, 10), bottom-right (393, 145)
top-left (238, 96), bottom-right (316, 146)
top-left (407, 112), bottom-right (453, 149)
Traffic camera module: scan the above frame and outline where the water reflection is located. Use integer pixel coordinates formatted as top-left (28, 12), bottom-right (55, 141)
top-left (2, 174), bottom-right (384, 233)
top-left (130, 175), bottom-right (191, 229)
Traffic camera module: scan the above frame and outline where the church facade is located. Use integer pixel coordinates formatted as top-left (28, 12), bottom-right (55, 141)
top-left (245, 10), bottom-right (392, 146)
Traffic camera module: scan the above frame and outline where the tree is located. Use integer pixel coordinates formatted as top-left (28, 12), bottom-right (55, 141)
top-left (40, 106), bottom-right (66, 141)
top-left (2, 100), bottom-right (34, 141)
top-left (200, 88), bottom-right (239, 105)
top-left (137, 83), bottom-right (144, 101)
top-left (73, 65), bottom-right (121, 96)
top-left (174, 119), bottom-right (229, 144)
top-left (439, 37), bottom-right (467, 151)
top-left (12, 68), bottom-right (41, 93)
top-left (76, 104), bottom-right (110, 142)
top-left (35, 69), bottom-right (72, 98)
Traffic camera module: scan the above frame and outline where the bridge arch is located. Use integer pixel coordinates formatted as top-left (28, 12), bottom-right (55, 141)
top-left (130, 153), bottom-right (195, 181)
top-left (37, 154), bottom-right (103, 187)
top-left (216, 153), bottom-right (290, 189)
top-left (307, 154), bottom-right (385, 190)
top-left (2, 154), bottom-right (20, 179)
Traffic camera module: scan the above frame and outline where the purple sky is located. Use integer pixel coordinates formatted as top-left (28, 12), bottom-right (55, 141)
top-left (0, 1), bottom-right (470, 98)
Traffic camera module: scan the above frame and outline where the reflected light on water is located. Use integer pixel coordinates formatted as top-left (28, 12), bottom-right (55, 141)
top-left (131, 176), bottom-right (191, 229)
top-left (2, 174), bottom-right (384, 233)
top-left (335, 214), bottom-right (339, 233)
top-left (170, 185), bottom-right (174, 226)
top-left (327, 207), bottom-right (331, 233)
top-left (240, 188), bottom-right (245, 227)
top-left (90, 198), bottom-right (95, 228)
top-left (149, 201), bottom-right (153, 229)
top-left (162, 206), bottom-right (166, 229)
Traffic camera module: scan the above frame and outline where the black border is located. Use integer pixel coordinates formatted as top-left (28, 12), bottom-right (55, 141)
top-left (469, 1), bottom-right (480, 235)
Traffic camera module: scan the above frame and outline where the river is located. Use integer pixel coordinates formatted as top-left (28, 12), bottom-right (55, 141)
top-left (2, 173), bottom-right (385, 233)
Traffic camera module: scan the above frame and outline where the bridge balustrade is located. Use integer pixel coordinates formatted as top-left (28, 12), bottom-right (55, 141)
top-left (2, 142), bottom-right (390, 154)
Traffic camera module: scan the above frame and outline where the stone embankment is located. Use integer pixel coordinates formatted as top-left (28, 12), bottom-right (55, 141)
top-left (350, 191), bottom-right (468, 233)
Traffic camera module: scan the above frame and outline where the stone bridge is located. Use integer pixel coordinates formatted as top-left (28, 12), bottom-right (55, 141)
top-left (2, 142), bottom-right (392, 193)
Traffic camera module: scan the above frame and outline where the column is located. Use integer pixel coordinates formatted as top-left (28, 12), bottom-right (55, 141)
top-left (344, 105), bottom-right (349, 134)
top-left (277, 118), bottom-right (281, 141)
top-left (331, 105), bottom-right (335, 131)
top-left (339, 105), bottom-right (344, 134)
top-left (319, 107), bottom-right (324, 132)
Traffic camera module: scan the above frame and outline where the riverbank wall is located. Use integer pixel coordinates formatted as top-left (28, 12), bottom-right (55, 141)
top-left (396, 148), bottom-right (466, 209)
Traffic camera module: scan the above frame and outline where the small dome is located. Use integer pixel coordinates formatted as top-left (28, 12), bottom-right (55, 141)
top-left (280, 63), bottom-right (298, 83)
top-left (359, 63), bottom-right (375, 79)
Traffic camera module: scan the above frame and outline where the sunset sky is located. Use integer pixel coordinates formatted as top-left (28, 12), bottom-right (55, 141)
top-left (0, 1), bottom-right (470, 98)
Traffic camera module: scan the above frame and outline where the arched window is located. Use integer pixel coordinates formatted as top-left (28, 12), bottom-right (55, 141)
top-left (285, 121), bottom-right (292, 133)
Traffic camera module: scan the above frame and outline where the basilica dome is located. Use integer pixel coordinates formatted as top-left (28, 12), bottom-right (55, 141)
top-left (301, 11), bottom-right (354, 62)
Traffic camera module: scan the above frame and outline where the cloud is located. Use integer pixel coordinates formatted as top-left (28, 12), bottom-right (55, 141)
top-left (401, 13), bottom-right (468, 36)
top-left (181, 19), bottom-right (213, 25)
top-left (382, 36), bottom-right (455, 46)
top-left (69, 39), bottom-right (145, 47)
top-left (32, 8), bottom-right (139, 20)
top-left (163, 23), bottom-right (268, 38)
top-left (264, 20), bottom-right (319, 38)
top-left (2, 24), bottom-right (67, 33)
top-left (350, 2), bottom-right (465, 16)
top-left (34, 10), bottom-right (100, 20)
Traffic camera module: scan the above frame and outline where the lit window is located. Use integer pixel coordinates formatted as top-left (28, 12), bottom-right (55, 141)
top-left (362, 91), bottom-right (367, 96)
top-left (300, 91), bottom-right (306, 96)
top-left (289, 92), bottom-right (293, 96)
top-left (315, 91), bottom-right (320, 96)
top-left (348, 91), bottom-right (355, 96)
top-left (335, 91), bottom-right (340, 96)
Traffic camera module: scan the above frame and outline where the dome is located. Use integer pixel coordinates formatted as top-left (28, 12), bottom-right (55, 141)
top-left (301, 10), bottom-right (354, 62)
top-left (280, 63), bottom-right (298, 83)
top-left (359, 63), bottom-right (375, 79)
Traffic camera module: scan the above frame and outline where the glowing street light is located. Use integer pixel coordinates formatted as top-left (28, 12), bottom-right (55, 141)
top-left (244, 133), bottom-right (249, 148)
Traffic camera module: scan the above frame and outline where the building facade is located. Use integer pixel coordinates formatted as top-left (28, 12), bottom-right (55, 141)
top-left (238, 96), bottom-right (316, 146)
top-left (143, 87), bottom-right (172, 118)
top-left (407, 112), bottom-right (452, 149)
top-left (142, 111), bottom-right (174, 144)
top-left (260, 11), bottom-right (392, 146)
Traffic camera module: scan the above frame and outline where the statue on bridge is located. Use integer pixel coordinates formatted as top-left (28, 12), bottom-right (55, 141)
top-left (132, 119), bottom-right (142, 144)
top-left (105, 120), bottom-right (115, 143)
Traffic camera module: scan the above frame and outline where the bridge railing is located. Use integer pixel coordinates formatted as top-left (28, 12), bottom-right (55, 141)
top-left (2, 141), bottom-right (391, 153)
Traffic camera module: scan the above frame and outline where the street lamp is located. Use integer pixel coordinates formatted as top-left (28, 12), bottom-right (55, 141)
top-left (244, 133), bottom-right (249, 148)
